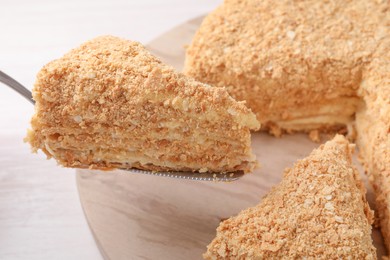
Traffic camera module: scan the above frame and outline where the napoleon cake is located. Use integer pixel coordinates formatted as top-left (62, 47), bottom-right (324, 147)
top-left (185, 0), bottom-right (390, 249)
top-left (204, 135), bottom-right (376, 259)
top-left (26, 36), bottom-right (260, 173)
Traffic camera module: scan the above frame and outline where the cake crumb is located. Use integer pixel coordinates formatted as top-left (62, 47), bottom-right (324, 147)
top-left (309, 130), bottom-right (320, 143)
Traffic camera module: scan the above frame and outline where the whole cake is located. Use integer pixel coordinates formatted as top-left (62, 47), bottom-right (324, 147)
top-left (26, 36), bottom-right (260, 173)
top-left (204, 135), bottom-right (376, 259)
top-left (185, 0), bottom-right (390, 249)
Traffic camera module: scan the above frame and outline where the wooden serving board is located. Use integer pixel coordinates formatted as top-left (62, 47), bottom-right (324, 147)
top-left (76, 16), bottom-right (386, 259)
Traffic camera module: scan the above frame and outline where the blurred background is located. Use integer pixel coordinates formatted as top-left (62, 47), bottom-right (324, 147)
top-left (0, 1), bottom-right (220, 259)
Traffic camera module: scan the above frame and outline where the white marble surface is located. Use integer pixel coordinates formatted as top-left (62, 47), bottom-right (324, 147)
top-left (0, 1), bottom-right (220, 259)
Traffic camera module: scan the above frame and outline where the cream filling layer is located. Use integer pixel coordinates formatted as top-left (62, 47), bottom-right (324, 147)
top-left (43, 128), bottom-right (255, 172)
top-left (275, 115), bottom-right (354, 131)
top-left (272, 98), bottom-right (361, 131)
top-left (140, 93), bottom-right (259, 130)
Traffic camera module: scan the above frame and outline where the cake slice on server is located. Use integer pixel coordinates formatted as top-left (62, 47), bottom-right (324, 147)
top-left (26, 36), bottom-right (260, 173)
top-left (204, 135), bottom-right (376, 259)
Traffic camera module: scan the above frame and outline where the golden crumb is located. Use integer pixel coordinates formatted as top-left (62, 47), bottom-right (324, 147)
top-left (204, 135), bottom-right (376, 259)
top-left (309, 130), bottom-right (320, 143)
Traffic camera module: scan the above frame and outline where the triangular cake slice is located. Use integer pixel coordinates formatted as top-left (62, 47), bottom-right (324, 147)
top-left (204, 135), bottom-right (376, 259)
top-left (26, 36), bottom-right (260, 173)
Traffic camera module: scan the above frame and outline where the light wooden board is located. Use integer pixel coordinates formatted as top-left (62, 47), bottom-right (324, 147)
top-left (76, 16), bottom-right (386, 260)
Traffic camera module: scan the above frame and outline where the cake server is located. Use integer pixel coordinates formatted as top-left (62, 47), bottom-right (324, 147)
top-left (0, 70), bottom-right (245, 182)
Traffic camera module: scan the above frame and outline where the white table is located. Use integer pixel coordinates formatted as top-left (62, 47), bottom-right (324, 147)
top-left (0, 1), bottom-right (220, 259)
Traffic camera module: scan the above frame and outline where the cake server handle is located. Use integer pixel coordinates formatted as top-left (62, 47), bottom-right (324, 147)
top-left (0, 70), bottom-right (35, 105)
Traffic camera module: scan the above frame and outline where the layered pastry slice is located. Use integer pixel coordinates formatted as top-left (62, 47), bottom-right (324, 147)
top-left (26, 36), bottom-right (260, 173)
top-left (204, 135), bottom-right (376, 259)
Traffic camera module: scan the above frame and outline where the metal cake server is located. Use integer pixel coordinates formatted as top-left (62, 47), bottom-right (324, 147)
top-left (0, 70), bottom-right (244, 182)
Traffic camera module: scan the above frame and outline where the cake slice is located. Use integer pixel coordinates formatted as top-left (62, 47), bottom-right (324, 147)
top-left (204, 135), bottom-right (376, 259)
top-left (26, 36), bottom-right (260, 173)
